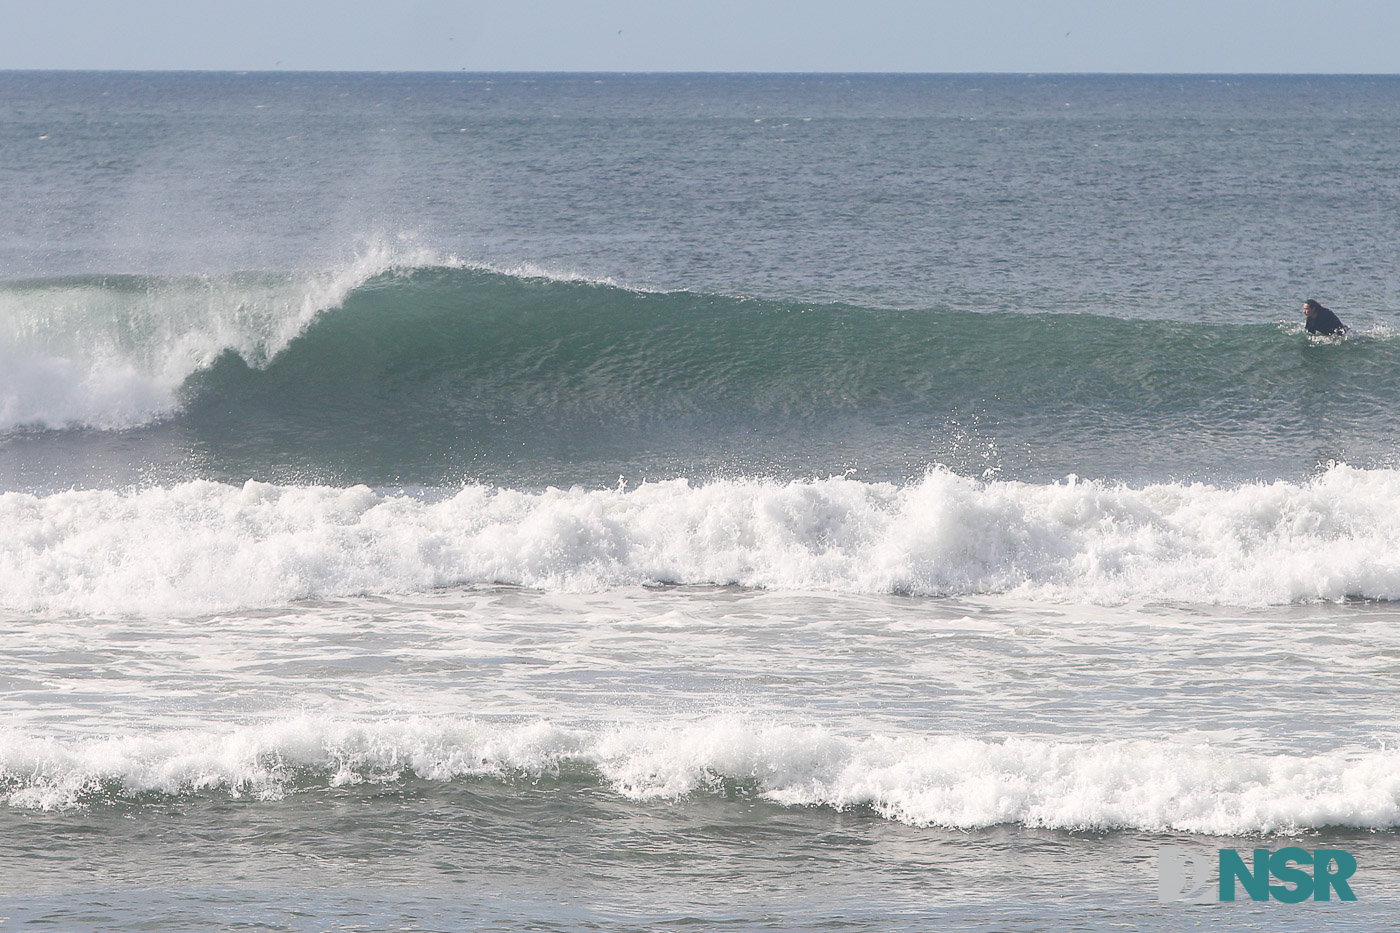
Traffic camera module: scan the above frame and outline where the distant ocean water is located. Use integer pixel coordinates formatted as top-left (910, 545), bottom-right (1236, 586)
top-left (2, 72), bottom-right (1400, 931)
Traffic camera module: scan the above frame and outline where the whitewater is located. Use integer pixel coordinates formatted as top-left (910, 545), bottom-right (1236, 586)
top-left (7, 716), bottom-right (1400, 835)
top-left (4, 465), bottom-right (1400, 615)
top-left (5, 72), bottom-right (1400, 932)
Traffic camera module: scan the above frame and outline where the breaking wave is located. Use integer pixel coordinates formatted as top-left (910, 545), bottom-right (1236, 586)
top-left (4, 715), bottom-right (1396, 834)
top-left (2, 463), bottom-right (1399, 615)
top-left (5, 259), bottom-right (1397, 440)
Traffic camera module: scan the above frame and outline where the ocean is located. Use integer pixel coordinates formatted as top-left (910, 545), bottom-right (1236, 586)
top-left (2, 71), bottom-right (1399, 931)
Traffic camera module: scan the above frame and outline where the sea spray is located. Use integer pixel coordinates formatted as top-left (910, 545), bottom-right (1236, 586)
top-left (0, 244), bottom-right (452, 431)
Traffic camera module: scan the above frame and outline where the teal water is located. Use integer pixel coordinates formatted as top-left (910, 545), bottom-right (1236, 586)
top-left (2, 266), bottom-right (1396, 489)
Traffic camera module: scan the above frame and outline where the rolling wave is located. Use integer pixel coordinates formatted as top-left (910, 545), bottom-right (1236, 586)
top-left (172, 268), bottom-right (1400, 437)
top-left (5, 260), bottom-right (1395, 437)
top-left (4, 259), bottom-right (1398, 485)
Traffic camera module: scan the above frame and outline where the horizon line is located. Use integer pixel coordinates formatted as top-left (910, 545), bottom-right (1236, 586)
top-left (2, 68), bottom-right (1400, 78)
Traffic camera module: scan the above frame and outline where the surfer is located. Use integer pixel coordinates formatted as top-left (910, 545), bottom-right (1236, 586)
top-left (1303, 299), bottom-right (1348, 336)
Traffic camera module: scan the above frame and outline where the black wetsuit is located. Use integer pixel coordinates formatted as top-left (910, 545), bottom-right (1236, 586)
top-left (1306, 304), bottom-right (1347, 336)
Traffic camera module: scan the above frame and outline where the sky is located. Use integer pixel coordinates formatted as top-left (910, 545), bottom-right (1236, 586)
top-left (1, 0), bottom-right (1398, 73)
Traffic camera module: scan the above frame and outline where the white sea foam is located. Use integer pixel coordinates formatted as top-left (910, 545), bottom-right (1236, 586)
top-left (3, 716), bottom-right (1396, 834)
top-left (2, 464), bottom-right (1399, 615)
top-left (0, 241), bottom-right (449, 432)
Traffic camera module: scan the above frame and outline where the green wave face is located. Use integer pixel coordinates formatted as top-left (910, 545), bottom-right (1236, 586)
top-left (176, 267), bottom-right (1398, 485)
top-left (5, 266), bottom-right (1397, 487)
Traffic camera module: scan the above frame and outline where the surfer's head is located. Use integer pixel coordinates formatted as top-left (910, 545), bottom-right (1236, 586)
top-left (1303, 299), bottom-right (1322, 318)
